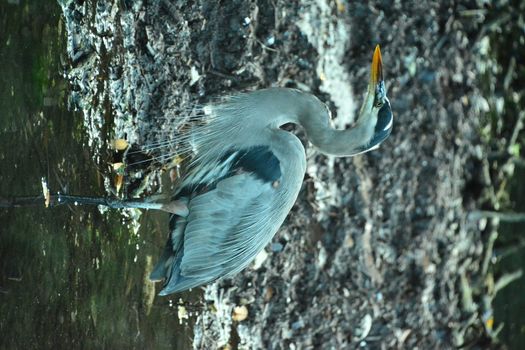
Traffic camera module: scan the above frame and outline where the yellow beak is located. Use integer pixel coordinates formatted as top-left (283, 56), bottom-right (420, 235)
top-left (369, 45), bottom-right (383, 91)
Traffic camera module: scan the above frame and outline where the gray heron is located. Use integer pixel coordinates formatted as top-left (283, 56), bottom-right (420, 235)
top-left (149, 45), bottom-right (392, 295)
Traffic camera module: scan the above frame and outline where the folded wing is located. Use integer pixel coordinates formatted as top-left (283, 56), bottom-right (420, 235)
top-left (156, 172), bottom-right (279, 295)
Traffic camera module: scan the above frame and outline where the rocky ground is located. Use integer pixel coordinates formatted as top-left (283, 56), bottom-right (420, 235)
top-left (58, 0), bottom-right (517, 348)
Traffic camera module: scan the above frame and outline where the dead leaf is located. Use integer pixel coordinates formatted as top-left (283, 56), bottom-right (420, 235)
top-left (115, 174), bottom-right (123, 193)
top-left (232, 305), bottom-right (248, 321)
top-left (113, 139), bottom-right (128, 150)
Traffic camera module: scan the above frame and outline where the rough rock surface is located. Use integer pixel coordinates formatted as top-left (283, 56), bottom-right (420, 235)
top-left (59, 0), bottom-right (497, 348)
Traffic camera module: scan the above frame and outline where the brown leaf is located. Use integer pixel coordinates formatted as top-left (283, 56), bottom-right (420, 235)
top-left (232, 305), bottom-right (248, 322)
top-left (115, 174), bottom-right (123, 193)
top-left (112, 139), bottom-right (128, 151)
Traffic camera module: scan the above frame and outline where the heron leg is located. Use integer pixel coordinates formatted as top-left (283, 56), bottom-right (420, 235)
top-left (160, 200), bottom-right (189, 217)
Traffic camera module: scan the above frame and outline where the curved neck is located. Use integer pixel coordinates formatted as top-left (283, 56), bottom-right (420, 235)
top-left (240, 88), bottom-right (374, 157)
top-left (295, 93), bottom-right (373, 156)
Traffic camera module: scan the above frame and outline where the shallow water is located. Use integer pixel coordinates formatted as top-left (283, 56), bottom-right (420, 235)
top-left (0, 2), bottom-right (192, 348)
top-left (494, 168), bottom-right (525, 349)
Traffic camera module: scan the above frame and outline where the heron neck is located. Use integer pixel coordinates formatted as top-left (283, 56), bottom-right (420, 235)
top-left (290, 90), bottom-right (373, 157)
top-left (221, 88), bottom-right (373, 156)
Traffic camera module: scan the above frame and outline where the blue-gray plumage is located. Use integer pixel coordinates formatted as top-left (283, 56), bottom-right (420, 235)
top-left (149, 45), bottom-right (393, 295)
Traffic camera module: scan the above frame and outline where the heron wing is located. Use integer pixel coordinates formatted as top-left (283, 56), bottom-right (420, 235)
top-left (158, 172), bottom-right (277, 294)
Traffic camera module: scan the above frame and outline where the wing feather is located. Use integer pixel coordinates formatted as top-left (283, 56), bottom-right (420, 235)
top-left (159, 172), bottom-right (280, 294)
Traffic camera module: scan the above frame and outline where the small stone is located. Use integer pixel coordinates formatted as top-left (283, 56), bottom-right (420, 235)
top-left (264, 286), bottom-right (274, 301)
top-left (252, 249), bottom-right (268, 270)
top-left (177, 305), bottom-right (189, 324)
top-left (271, 242), bottom-right (283, 252)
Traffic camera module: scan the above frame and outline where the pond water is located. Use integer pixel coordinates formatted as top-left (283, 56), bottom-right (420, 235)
top-left (0, 2), bottom-right (192, 348)
top-left (494, 168), bottom-right (525, 350)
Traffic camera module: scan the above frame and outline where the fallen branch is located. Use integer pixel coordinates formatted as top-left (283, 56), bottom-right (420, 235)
top-left (0, 194), bottom-right (157, 210)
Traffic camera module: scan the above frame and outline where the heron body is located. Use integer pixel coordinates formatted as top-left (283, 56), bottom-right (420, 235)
top-left (150, 46), bottom-right (392, 295)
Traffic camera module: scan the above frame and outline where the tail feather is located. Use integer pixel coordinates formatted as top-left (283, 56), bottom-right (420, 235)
top-left (150, 213), bottom-right (187, 288)
top-left (149, 244), bottom-right (174, 281)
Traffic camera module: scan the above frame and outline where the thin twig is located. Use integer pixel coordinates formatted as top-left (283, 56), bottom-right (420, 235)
top-left (494, 238), bottom-right (525, 261)
top-left (468, 210), bottom-right (525, 223)
top-left (494, 269), bottom-right (523, 294)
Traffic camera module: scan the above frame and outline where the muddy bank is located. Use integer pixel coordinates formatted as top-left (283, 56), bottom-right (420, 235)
top-left (59, 0), bottom-right (508, 348)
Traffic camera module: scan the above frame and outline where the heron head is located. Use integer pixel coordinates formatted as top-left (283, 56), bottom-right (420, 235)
top-left (356, 45), bottom-right (393, 153)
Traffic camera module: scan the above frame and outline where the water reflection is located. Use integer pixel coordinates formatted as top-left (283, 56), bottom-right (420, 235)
top-left (0, 2), bottom-right (192, 348)
top-left (494, 170), bottom-right (525, 350)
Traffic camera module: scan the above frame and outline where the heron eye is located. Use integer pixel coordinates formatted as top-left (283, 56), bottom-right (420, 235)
top-left (375, 100), bottom-right (384, 108)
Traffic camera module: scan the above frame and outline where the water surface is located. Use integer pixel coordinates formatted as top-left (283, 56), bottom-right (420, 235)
top-left (0, 2), bottom-right (192, 348)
